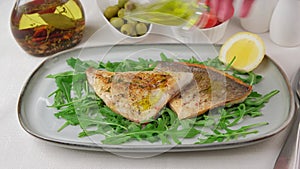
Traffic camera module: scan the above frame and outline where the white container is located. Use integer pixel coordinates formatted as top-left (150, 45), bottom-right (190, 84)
top-left (269, 0), bottom-right (300, 47)
top-left (240, 0), bottom-right (278, 33)
top-left (172, 20), bottom-right (229, 44)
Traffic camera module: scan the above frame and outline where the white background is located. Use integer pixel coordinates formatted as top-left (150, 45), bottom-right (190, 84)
top-left (1, 0), bottom-right (300, 169)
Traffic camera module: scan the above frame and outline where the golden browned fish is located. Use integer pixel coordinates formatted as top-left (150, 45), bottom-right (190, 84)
top-left (155, 62), bottom-right (252, 119)
top-left (86, 68), bottom-right (194, 123)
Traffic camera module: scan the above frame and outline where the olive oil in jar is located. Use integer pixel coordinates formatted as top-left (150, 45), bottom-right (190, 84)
top-left (10, 0), bottom-right (85, 56)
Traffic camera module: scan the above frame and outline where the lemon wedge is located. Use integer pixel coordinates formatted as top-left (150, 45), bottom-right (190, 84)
top-left (219, 32), bottom-right (266, 72)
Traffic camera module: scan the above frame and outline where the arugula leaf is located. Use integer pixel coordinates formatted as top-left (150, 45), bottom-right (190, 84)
top-left (245, 90), bottom-right (280, 106)
top-left (233, 71), bottom-right (263, 85)
top-left (99, 58), bottom-right (157, 72)
top-left (196, 122), bottom-right (268, 144)
top-left (55, 76), bottom-right (72, 102)
top-left (67, 57), bottom-right (98, 72)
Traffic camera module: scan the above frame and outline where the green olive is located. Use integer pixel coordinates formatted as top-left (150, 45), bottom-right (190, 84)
top-left (118, 8), bottom-right (125, 18)
top-left (135, 23), bottom-right (148, 35)
top-left (120, 23), bottom-right (134, 36)
top-left (104, 5), bottom-right (119, 20)
top-left (131, 28), bottom-right (137, 37)
top-left (124, 1), bottom-right (136, 11)
top-left (126, 19), bottom-right (138, 26)
top-left (110, 17), bottom-right (125, 29)
top-left (118, 0), bottom-right (129, 8)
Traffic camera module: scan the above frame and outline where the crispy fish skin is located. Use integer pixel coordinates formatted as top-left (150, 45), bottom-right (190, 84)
top-left (86, 67), bottom-right (193, 123)
top-left (155, 62), bottom-right (252, 119)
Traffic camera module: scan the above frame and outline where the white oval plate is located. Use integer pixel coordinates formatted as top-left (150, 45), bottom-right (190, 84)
top-left (18, 43), bottom-right (295, 153)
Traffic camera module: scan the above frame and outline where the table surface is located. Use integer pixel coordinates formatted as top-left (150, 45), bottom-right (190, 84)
top-left (1, 1), bottom-right (300, 169)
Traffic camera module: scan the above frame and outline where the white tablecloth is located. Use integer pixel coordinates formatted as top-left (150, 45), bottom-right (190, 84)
top-left (1, 1), bottom-right (300, 169)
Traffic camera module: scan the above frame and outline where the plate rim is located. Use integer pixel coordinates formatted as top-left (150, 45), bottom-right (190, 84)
top-left (17, 44), bottom-right (296, 152)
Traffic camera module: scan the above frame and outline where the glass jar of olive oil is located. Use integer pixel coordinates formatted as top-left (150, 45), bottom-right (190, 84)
top-left (10, 0), bottom-right (85, 57)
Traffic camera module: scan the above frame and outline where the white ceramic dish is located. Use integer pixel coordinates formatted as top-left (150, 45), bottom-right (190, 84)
top-left (18, 43), bottom-right (294, 153)
top-left (172, 20), bottom-right (229, 44)
top-left (200, 20), bottom-right (229, 43)
top-left (96, 0), bottom-right (152, 42)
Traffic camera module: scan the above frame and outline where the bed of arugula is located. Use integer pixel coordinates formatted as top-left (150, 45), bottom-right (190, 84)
top-left (46, 53), bottom-right (279, 145)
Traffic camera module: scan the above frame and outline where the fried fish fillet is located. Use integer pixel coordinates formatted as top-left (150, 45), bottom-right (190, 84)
top-left (86, 68), bottom-right (194, 123)
top-left (155, 62), bottom-right (252, 119)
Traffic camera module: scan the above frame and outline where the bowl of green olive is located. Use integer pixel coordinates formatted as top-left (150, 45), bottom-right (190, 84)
top-left (97, 0), bottom-right (152, 41)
